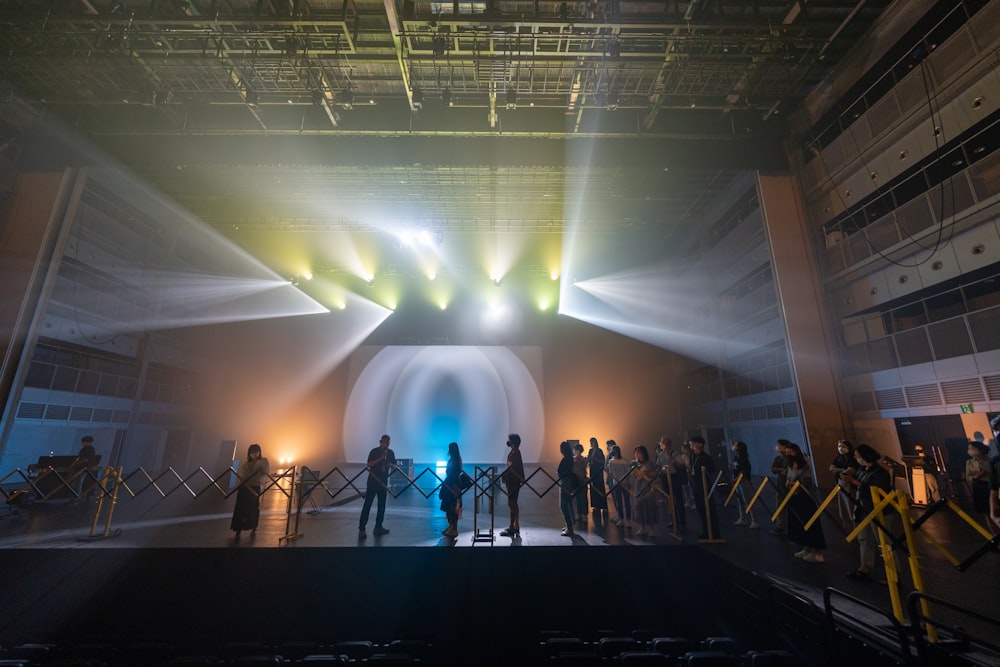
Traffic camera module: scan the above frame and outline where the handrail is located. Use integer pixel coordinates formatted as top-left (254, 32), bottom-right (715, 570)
top-left (906, 591), bottom-right (1000, 667)
top-left (823, 587), bottom-right (912, 664)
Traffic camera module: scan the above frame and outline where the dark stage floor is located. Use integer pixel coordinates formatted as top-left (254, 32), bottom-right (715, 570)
top-left (2, 477), bottom-right (997, 633)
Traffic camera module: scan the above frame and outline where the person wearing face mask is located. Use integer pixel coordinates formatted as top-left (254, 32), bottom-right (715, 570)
top-left (830, 439), bottom-right (858, 530)
top-left (843, 443), bottom-right (894, 581)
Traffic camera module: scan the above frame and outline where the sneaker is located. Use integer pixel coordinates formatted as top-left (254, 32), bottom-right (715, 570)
top-left (560, 527), bottom-right (575, 536)
top-left (373, 526), bottom-right (390, 536)
top-left (635, 527), bottom-right (647, 536)
top-left (734, 518), bottom-right (747, 526)
top-left (443, 527), bottom-right (458, 537)
top-left (803, 552), bottom-right (825, 563)
top-left (748, 521), bottom-right (760, 529)
top-left (358, 528), bottom-right (367, 539)
top-left (794, 549), bottom-right (808, 559)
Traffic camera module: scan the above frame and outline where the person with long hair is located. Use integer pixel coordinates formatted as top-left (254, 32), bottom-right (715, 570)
top-left (784, 442), bottom-right (826, 562)
top-left (606, 441), bottom-right (631, 526)
top-left (730, 441), bottom-right (758, 528)
top-left (588, 437), bottom-right (608, 515)
top-left (231, 443), bottom-right (270, 540)
top-left (439, 442), bottom-right (463, 538)
top-left (557, 441), bottom-right (577, 536)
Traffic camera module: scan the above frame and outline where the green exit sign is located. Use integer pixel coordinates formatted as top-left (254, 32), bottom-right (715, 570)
top-left (960, 403), bottom-right (975, 414)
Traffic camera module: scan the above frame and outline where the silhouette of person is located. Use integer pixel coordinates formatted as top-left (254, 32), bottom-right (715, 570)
top-left (231, 443), bottom-right (270, 540)
top-left (359, 434), bottom-right (396, 538)
top-left (501, 433), bottom-right (525, 537)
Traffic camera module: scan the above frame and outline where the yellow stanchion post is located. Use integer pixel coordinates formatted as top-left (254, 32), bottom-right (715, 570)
top-left (280, 465), bottom-right (305, 544)
top-left (697, 467), bottom-right (725, 544)
top-left (890, 489), bottom-right (938, 642)
top-left (771, 480), bottom-right (799, 523)
top-left (869, 487), bottom-right (904, 625)
top-left (944, 498), bottom-right (996, 541)
top-left (845, 489), bottom-right (899, 542)
top-left (83, 466), bottom-right (123, 542)
top-left (724, 472), bottom-right (743, 507)
top-left (744, 477), bottom-right (770, 514)
top-left (661, 465), bottom-right (682, 543)
top-left (804, 485), bottom-right (842, 531)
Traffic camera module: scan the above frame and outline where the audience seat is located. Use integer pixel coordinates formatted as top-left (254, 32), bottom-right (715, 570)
top-left (597, 636), bottom-right (638, 657)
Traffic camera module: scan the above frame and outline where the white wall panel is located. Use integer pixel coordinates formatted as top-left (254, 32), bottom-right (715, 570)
top-left (933, 355), bottom-right (980, 379)
top-left (954, 222), bottom-right (1000, 274)
top-left (898, 362), bottom-right (937, 385)
top-left (885, 263), bottom-right (924, 300)
top-left (915, 243), bottom-right (960, 284)
top-left (870, 368), bottom-right (903, 389)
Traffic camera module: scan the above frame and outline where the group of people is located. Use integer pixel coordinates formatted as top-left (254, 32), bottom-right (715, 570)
top-left (228, 433), bottom-right (1000, 564)
top-left (555, 435), bottom-right (720, 540)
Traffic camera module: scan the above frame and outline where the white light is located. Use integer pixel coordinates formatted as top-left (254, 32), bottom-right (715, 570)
top-left (428, 271), bottom-right (437, 281)
top-left (418, 230), bottom-right (433, 246)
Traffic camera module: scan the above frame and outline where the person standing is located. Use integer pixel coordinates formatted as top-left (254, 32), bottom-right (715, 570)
top-left (573, 442), bottom-right (589, 523)
top-left (844, 444), bottom-right (894, 580)
top-left (731, 441), bottom-right (758, 528)
top-left (558, 441), bottom-right (577, 537)
top-left (770, 440), bottom-right (790, 534)
top-left (439, 442), bottom-right (463, 538)
top-left (359, 434), bottom-right (396, 538)
top-left (500, 433), bottom-right (525, 537)
top-left (965, 441), bottom-right (992, 524)
top-left (632, 445), bottom-right (658, 537)
top-left (231, 443), bottom-right (270, 540)
top-left (784, 442), bottom-right (826, 563)
top-left (606, 441), bottom-right (631, 527)
top-left (670, 442), bottom-right (690, 530)
top-left (70, 435), bottom-right (99, 501)
top-left (588, 437), bottom-right (608, 515)
top-left (690, 436), bottom-right (720, 540)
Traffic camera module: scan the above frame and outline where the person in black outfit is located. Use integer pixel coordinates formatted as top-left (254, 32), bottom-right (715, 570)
top-left (689, 436), bottom-right (720, 540)
top-left (70, 435), bottom-right (99, 501)
top-left (843, 443), bottom-right (894, 581)
top-left (500, 433), bottom-right (525, 537)
top-left (359, 434), bottom-right (396, 538)
top-left (439, 442), bottom-right (463, 539)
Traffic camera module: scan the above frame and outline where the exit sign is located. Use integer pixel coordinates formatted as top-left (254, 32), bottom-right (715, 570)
top-left (960, 404), bottom-right (975, 414)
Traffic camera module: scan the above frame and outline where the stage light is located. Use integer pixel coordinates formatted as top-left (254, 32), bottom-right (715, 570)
top-left (550, 271), bottom-right (560, 281)
top-left (439, 301), bottom-right (448, 310)
top-left (539, 299), bottom-right (550, 311)
top-left (418, 229), bottom-right (433, 246)
top-left (427, 271), bottom-right (437, 281)
top-left (304, 273), bottom-right (313, 281)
